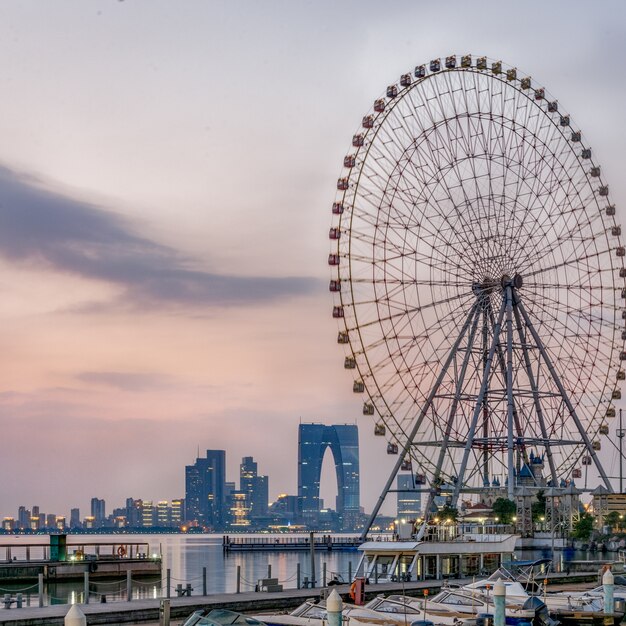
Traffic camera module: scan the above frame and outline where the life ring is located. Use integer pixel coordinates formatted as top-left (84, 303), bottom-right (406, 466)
top-left (117, 546), bottom-right (127, 557)
top-left (349, 581), bottom-right (357, 602)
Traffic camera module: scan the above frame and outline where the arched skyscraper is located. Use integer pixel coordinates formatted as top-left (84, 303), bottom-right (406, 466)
top-left (298, 424), bottom-right (360, 530)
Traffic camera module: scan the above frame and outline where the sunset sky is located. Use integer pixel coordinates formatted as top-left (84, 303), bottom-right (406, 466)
top-left (1, 0), bottom-right (626, 519)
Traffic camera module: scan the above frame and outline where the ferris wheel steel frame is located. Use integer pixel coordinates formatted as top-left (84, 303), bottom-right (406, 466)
top-left (328, 55), bottom-right (626, 536)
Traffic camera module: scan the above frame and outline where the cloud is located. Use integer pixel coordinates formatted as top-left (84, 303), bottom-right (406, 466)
top-left (0, 166), bottom-right (321, 308)
top-left (76, 371), bottom-right (174, 392)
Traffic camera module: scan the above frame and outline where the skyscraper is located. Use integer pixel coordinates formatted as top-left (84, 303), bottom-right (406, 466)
top-left (397, 474), bottom-right (422, 519)
top-left (240, 456), bottom-right (269, 519)
top-left (298, 423), bottom-right (360, 530)
top-left (70, 508), bottom-right (80, 529)
top-left (90, 498), bottom-right (106, 525)
top-left (185, 449), bottom-right (226, 529)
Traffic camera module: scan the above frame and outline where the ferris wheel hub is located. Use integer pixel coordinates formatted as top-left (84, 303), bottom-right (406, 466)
top-left (500, 273), bottom-right (523, 289)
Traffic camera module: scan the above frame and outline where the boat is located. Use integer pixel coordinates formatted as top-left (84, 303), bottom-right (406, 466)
top-left (461, 562), bottom-right (626, 625)
top-left (183, 609), bottom-right (268, 626)
top-left (354, 522), bottom-right (518, 582)
top-left (366, 591), bottom-right (551, 626)
top-left (254, 597), bottom-right (478, 626)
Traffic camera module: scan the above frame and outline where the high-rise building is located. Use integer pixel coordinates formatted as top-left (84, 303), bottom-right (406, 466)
top-left (91, 498), bottom-right (106, 525)
top-left (125, 498), bottom-right (142, 527)
top-left (185, 450), bottom-right (226, 529)
top-left (229, 492), bottom-right (251, 527)
top-left (70, 508), bottom-right (81, 529)
top-left (157, 501), bottom-right (169, 527)
top-left (397, 475), bottom-right (422, 519)
top-left (141, 501), bottom-right (155, 527)
top-left (18, 506), bottom-right (30, 530)
top-left (240, 457), bottom-right (269, 519)
top-left (171, 499), bottom-right (184, 526)
top-left (298, 423), bottom-right (360, 530)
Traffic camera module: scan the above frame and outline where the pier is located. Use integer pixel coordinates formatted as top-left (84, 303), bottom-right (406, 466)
top-left (0, 536), bottom-right (161, 582)
top-left (222, 535), bottom-right (361, 552)
top-left (0, 570), bottom-right (602, 625)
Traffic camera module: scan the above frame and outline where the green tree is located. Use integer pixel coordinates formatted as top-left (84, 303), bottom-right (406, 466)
top-left (438, 505), bottom-right (458, 522)
top-left (492, 498), bottom-right (517, 524)
top-left (531, 490), bottom-right (546, 523)
top-left (605, 511), bottom-right (621, 531)
top-left (572, 513), bottom-right (594, 540)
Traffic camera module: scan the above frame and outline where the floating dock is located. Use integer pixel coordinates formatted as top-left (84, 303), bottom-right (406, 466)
top-left (0, 536), bottom-right (161, 582)
top-left (222, 535), bottom-right (361, 552)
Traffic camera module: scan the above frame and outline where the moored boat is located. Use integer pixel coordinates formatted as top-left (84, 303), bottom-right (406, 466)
top-left (366, 591), bottom-right (550, 626)
top-left (254, 597), bottom-right (478, 626)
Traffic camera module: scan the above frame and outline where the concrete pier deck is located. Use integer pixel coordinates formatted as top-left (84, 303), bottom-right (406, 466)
top-left (0, 571), bottom-right (601, 626)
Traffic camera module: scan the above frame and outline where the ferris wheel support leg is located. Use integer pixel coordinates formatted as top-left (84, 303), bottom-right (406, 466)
top-left (451, 296), bottom-right (508, 507)
top-left (359, 301), bottom-right (480, 541)
top-left (486, 299), bottom-right (527, 472)
top-left (505, 286), bottom-right (516, 501)
top-left (512, 303), bottom-right (559, 488)
top-left (424, 301), bottom-right (483, 518)
top-left (515, 293), bottom-right (614, 492)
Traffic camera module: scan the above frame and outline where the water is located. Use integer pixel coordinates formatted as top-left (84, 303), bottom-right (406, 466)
top-left (0, 533), bottom-right (607, 607)
top-left (0, 533), bottom-right (359, 606)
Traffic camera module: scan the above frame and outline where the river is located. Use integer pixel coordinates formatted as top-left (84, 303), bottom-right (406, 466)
top-left (0, 533), bottom-right (605, 606)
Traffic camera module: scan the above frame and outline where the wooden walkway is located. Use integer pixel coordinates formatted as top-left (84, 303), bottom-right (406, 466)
top-left (0, 572), bottom-right (600, 626)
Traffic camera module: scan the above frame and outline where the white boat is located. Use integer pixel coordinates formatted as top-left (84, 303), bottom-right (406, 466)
top-left (355, 523), bottom-right (518, 583)
top-left (183, 609), bottom-right (269, 626)
top-left (461, 565), bottom-right (626, 623)
top-left (366, 591), bottom-right (550, 626)
top-left (255, 598), bottom-right (477, 626)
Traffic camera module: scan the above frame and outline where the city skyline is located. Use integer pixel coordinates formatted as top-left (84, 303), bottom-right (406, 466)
top-left (0, 2), bottom-right (626, 516)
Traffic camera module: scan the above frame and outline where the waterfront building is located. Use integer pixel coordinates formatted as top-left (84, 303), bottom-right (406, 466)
top-left (141, 501), bottom-right (155, 527)
top-left (30, 516), bottom-right (40, 531)
top-left (17, 506), bottom-right (30, 530)
top-left (240, 456), bottom-right (269, 520)
top-left (69, 508), bottom-right (80, 529)
top-left (2, 518), bottom-right (14, 531)
top-left (185, 449), bottom-right (226, 529)
top-left (269, 493), bottom-right (301, 526)
top-left (124, 498), bottom-right (142, 527)
top-left (171, 499), bottom-right (184, 526)
top-left (229, 492), bottom-right (251, 527)
top-left (90, 498), bottom-right (106, 525)
top-left (157, 501), bottom-right (169, 527)
top-left (397, 474), bottom-right (422, 520)
top-left (83, 515), bottom-right (95, 529)
top-left (298, 423), bottom-right (360, 530)
top-left (55, 516), bottom-right (66, 531)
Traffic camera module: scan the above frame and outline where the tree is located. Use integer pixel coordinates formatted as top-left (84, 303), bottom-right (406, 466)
top-left (492, 498), bottom-right (516, 524)
top-left (438, 505), bottom-right (458, 522)
top-left (531, 490), bottom-right (546, 523)
top-left (572, 513), bottom-right (594, 540)
top-left (605, 511), bottom-right (621, 531)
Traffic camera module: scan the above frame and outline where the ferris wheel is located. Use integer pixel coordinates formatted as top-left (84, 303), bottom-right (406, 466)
top-left (328, 54), bottom-right (626, 523)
